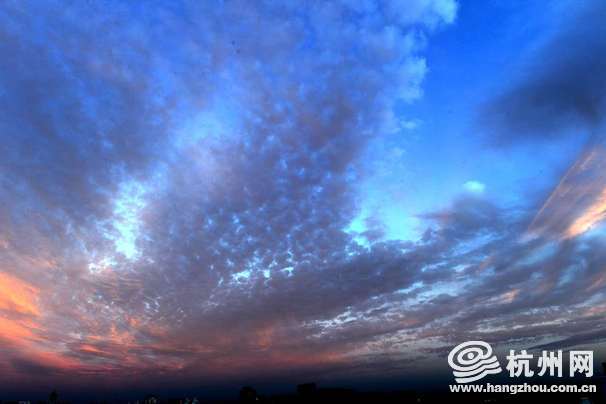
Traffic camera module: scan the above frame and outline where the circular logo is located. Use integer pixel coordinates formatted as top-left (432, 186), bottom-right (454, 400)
top-left (448, 341), bottom-right (502, 383)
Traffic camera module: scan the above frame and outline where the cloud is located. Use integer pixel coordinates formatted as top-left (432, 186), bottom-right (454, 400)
top-left (527, 144), bottom-right (606, 239)
top-left (10, 358), bottom-right (57, 377)
top-left (463, 180), bottom-right (486, 194)
top-left (478, 0), bottom-right (606, 144)
top-left (0, 0), bottom-right (463, 390)
top-left (1, 0), bottom-right (605, 395)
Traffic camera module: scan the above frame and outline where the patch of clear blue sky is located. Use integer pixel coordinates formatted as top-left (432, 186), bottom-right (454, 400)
top-left (349, 0), bottom-right (587, 243)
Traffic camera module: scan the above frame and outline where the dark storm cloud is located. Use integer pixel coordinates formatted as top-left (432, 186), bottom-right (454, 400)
top-left (10, 358), bottom-right (57, 377)
top-left (532, 328), bottom-right (606, 351)
top-left (479, 0), bottom-right (606, 143)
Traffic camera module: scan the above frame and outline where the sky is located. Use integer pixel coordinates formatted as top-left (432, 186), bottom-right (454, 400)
top-left (0, 0), bottom-right (605, 400)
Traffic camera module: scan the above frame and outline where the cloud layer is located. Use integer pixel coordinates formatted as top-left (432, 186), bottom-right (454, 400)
top-left (479, 0), bottom-right (606, 143)
top-left (0, 0), bottom-right (605, 396)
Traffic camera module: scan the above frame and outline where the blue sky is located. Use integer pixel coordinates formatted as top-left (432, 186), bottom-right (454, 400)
top-left (350, 0), bottom-right (590, 243)
top-left (0, 0), bottom-right (605, 398)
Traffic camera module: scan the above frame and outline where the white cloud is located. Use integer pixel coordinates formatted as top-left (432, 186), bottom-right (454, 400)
top-left (464, 180), bottom-right (486, 194)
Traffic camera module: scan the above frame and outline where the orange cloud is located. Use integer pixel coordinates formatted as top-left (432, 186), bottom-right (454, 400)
top-left (0, 317), bottom-right (40, 345)
top-left (0, 272), bottom-right (83, 374)
top-left (0, 272), bottom-right (40, 317)
top-left (528, 145), bottom-right (606, 239)
top-left (566, 186), bottom-right (606, 238)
